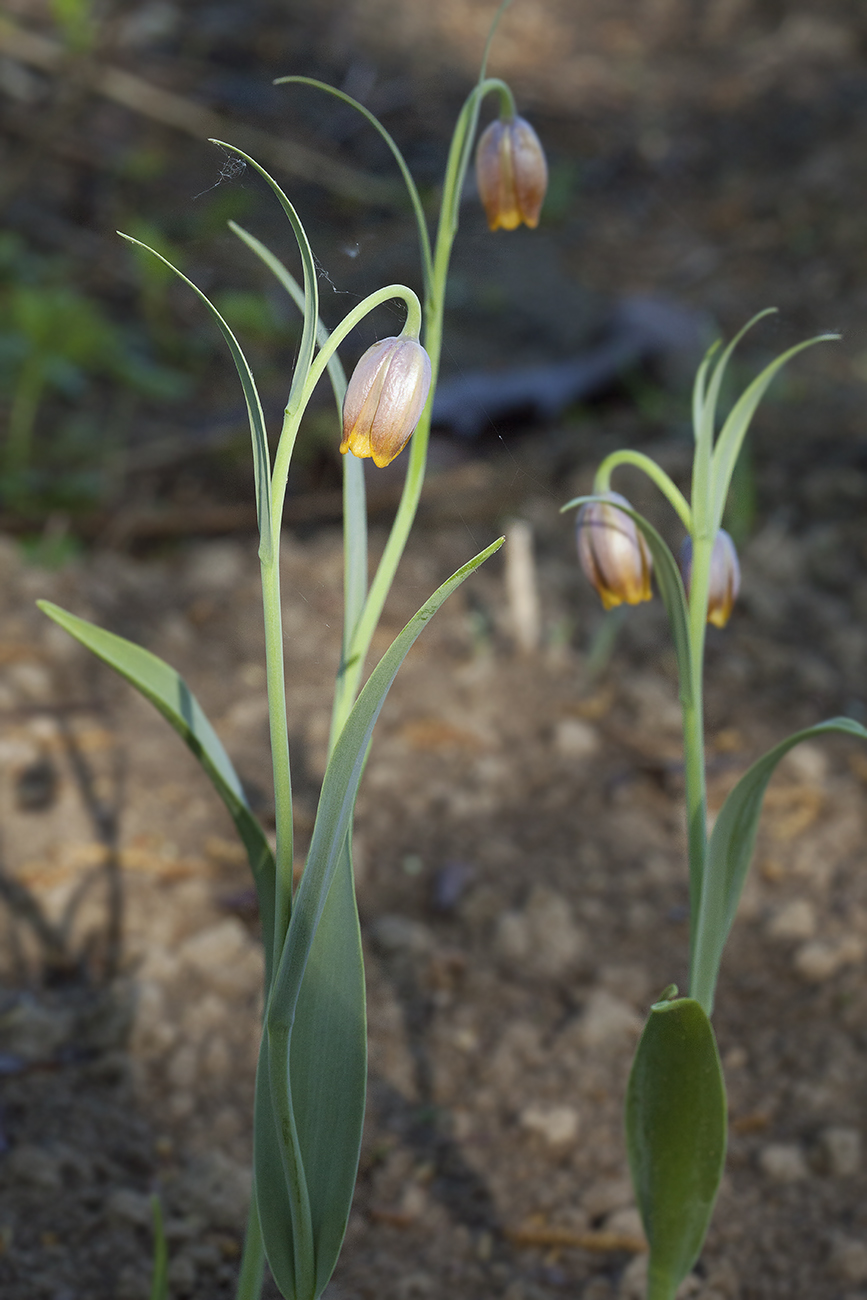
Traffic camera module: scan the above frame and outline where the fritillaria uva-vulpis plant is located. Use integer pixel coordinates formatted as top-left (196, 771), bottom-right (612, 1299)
top-left (567, 311), bottom-right (867, 1300)
top-left (36, 7), bottom-right (547, 1299)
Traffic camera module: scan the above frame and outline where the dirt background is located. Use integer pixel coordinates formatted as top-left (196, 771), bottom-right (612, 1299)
top-left (3, 1), bottom-right (867, 1298)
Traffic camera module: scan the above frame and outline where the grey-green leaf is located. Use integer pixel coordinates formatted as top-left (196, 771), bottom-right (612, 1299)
top-left (626, 997), bottom-right (727, 1300)
top-left (690, 716), bottom-right (867, 1012)
top-left (117, 233), bottom-right (273, 561)
top-left (257, 536), bottom-right (503, 1300)
top-left (36, 601), bottom-right (276, 987)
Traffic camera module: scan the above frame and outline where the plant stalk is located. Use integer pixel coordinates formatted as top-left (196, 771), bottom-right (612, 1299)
top-left (260, 549), bottom-right (294, 972)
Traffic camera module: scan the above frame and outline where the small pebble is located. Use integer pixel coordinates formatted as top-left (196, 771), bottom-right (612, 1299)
top-left (579, 990), bottom-right (642, 1048)
top-left (494, 886), bottom-right (585, 978)
top-left (554, 718), bottom-right (599, 760)
top-left (370, 915), bottom-right (433, 955)
top-left (794, 936), bottom-right (864, 982)
top-left (519, 1102), bottom-right (580, 1146)
top-left (829, 1234), bottom-right (867, 1283)
top-left (758, 1142), bottom-right (808, 1183)
top-left (168, 1251), bottom-right (197, 1294)
top-left (581, 1176), bottom-right (634, 1221)
top-left (5, 1144), bottom-right (62, 1190)
top-left (602, 1206), bottom-right (645, 1244)
top-left (818, 1125), bottom-right (861, 1177)
top-left (766, 899), bottom-right (816, 942)
top-left (105, 1188), bottom-right (152, 1227)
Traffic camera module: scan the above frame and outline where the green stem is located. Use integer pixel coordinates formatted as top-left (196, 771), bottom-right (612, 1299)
top-left (327, 77), bottom-right (505, 749)
top-left (683, 533), bottom-right (712, 989)
top-left (235, 1194), bottom-right (265, 1300)
top-left (595, 451), bottom-right (693, 532)
top-left (261, 548), bottom-right (293, 972)
top-left (271, 284), bottom-right (422, 535)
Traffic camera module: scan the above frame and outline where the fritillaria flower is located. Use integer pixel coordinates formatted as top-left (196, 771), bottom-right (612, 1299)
top-left (679, 528), bottom-right (741, 628)
top-left (475, 115), bottom-right (548, 232)
top-left (576, 492), bottom-right (653, 610)
top-left (340, 335), bottom-right (432, 469)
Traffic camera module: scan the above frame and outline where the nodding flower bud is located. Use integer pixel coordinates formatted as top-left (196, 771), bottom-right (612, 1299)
top-left (340, 335), bottom-right (432, 469)
top-left (475, 115), bottom-right (548, 232)
top-left (679, 529), bottom-right (741, 628)
top-left (576, 492), bottom-right (653, 610)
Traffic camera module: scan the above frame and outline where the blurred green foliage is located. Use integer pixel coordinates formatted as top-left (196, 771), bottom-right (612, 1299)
top-left (50, 0), bottom-right (97, 53)
top-left (0, 232), bottom-right (189, 516)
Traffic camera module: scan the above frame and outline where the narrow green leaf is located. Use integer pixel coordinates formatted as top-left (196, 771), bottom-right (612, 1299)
top-left (273, 78), bottom-right (434, 300)
top-left (36, 601), bottom-right (276, 989)
top-left (691, 340), bottom-right (719, 447)
top-left (626, 997), bottom-right (727, 1300)
top-left (149, 1196), bottom-right (169, 1300)
top-left (691, 717), bottom-right (867, 1012)
top-left (117, 233), bottom-right (273, 560)
top-left (228, 222), bottom-right (347, 414)
top-left (257, 536), bottom-right (503, 1300)
top-left (208, 141), bottom-right (318, 414)
top-left (228, 221), bottom-right (368, 658)
top-left (692, 310), bottom-right (777, 537)
top-left (709, 331), bottom-right (837, 531)
top-left (562, 497), bottom-right (692, 710)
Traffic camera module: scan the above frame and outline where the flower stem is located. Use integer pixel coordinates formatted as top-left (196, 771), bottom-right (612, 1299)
top-left (683, 533), bottom-right (713, 996)
top-left (260, 547), bottom-right (293, 970)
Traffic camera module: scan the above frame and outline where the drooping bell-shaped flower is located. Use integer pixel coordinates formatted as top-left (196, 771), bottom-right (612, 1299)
top-left (576, 492), bottom-right (653, 610)
top-left (679, 528), bottom-right (741, 628)
top-left (340, 335), bottom-right (432, 469)
top-left (475, 115), bottom-right (548, 232)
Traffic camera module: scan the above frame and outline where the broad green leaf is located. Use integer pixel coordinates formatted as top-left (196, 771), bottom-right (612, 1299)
top-left (37, 601), bottom-right (276, 988)
top-left (690, 717), bottom-right (867, 1012)
top-left (562, 496), bottom-right (692, 711)
top-left (626, 997), bottom-right (727, 1300)
top-left (256, 835), bottom-right (364, 1300)
top-left (257, 536), bottom-right (503, 1300)
top-left (116, 233), bottom-right (273, 561)
top-left (149, 1196), bottom-right (168, 1300)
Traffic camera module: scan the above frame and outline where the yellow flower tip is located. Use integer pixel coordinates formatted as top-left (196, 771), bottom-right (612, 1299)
top-left (341, 335), bottom-right (432, 469)
top-left (339, 424), bottom-right (371, 460)
top-left (475, 115), bottom-right (548, 233)
top-left (576, 492), bottom-right (654, 611)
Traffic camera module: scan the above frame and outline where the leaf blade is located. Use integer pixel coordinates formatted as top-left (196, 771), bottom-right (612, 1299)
top-left (691, 716), bottom-right (867, 1011)
top-left (626, 997), bottom-right (727, 1300)
top-left (709, 332), bottom-right (837, 531)
top-left (117, 233), bottom-right (273, 559)
top-left (258, 536), bottom-right (503, 1299)
top-left (37, 600), bottom-right (277, 987)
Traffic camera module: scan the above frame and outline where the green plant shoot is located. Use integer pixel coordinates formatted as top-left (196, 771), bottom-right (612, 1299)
top-left (39, 4), bottom-right (544, 1297)
top-left (565, 312), bottom-right (867, 1300)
